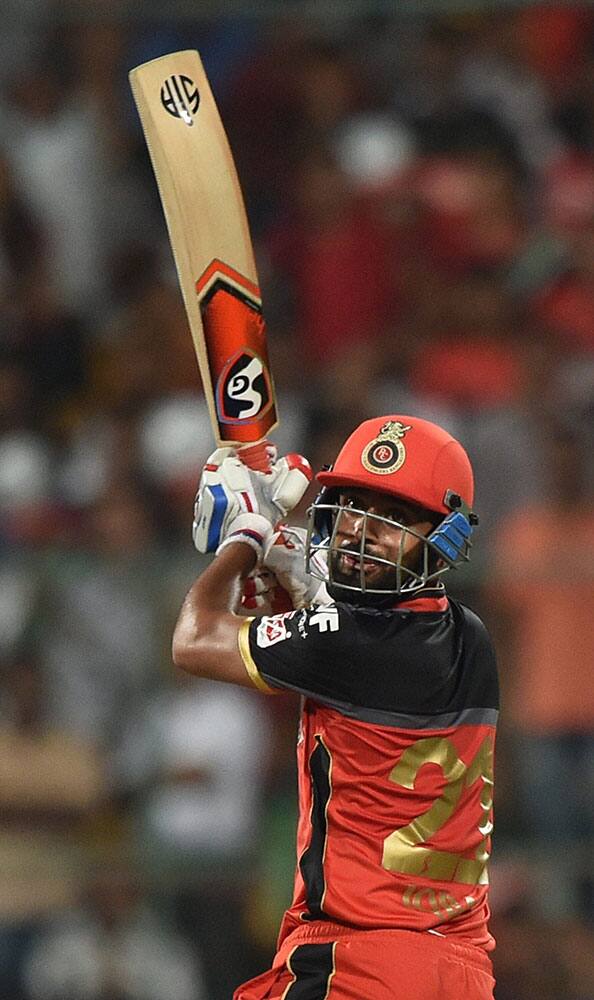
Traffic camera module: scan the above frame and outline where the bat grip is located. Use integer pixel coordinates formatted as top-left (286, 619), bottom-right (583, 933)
top-left (237, 440), bottom-right (275, 473)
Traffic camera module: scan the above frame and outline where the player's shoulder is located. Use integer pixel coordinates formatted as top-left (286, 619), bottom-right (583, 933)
top-left (448, 596), bottom-right (499, 706)
top-left (305, 595), bottom-right (490, 650)
top-left (449, 597), bottom-right (496, 652)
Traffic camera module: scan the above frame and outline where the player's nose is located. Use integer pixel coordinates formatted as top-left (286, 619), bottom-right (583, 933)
top-left (335, 508), bottom-right (362, 545)
top-left (342, 508), bottom-right (381, 546)
top-left (342, 507), bottom-right (365, 536)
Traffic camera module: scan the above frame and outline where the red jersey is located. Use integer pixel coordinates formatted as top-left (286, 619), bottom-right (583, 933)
top-left (238, 594), bottom-right (498, 952)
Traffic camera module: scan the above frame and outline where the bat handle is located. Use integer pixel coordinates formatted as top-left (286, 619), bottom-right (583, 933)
top-left (270, 588), bottom-right (295, 613)
top-left (237, 439), bottom-right (276, 473)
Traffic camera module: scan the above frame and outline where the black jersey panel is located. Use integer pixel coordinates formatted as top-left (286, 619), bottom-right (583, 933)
top-left (247, 599), bottom-right (498, 717)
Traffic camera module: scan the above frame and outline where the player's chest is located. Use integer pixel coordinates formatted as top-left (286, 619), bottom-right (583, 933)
top-left (296, 700), bottom-right (495, 823)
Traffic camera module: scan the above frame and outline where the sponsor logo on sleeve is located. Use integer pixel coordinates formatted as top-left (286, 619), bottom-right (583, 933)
top-left (309, 607), bottom-right (340, 633)
top-left (256, 613), bottom-right (293, 648)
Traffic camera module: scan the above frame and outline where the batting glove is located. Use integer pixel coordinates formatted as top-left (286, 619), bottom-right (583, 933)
top-left (260, 526), bottom-right (331, 608)
top-left (240, 567), bottom-right (296, 614)
top-left (192, 448), bottom-right (312, 561)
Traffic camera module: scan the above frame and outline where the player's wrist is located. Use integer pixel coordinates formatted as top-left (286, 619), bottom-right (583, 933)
top-left (216, 512), bottom-right (273, 564)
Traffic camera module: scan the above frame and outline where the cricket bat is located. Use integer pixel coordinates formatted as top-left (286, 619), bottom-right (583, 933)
top-left (129, 50), bottom-right (278, 451)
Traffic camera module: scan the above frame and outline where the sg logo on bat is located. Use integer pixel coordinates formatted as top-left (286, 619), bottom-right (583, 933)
top-left (217, 350), bottom-right (272, 424)
top-left (196, 259), bottom-right (278, 444)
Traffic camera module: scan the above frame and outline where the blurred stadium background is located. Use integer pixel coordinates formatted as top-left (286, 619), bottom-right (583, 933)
top-left (0, 2), bottom-right (593, 998)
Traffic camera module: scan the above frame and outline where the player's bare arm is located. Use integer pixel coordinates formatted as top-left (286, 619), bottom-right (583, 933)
top-left (172, 542), bottom-right (258, 687)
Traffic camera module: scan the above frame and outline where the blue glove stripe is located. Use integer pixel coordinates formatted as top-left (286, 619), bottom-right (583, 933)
top-left (207, 484), bottom-right (228, 552)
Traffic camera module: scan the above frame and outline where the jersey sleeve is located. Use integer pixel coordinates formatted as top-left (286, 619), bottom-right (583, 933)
top-left (238, 604), bottom-right (359, 701)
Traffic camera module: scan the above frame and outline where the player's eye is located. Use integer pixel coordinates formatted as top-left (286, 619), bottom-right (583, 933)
top-left (386, 509), bottom-right (410, 525)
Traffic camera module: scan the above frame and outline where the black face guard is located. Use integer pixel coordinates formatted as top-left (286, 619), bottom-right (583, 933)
top-left (305, 488), bottom-right (477, 598)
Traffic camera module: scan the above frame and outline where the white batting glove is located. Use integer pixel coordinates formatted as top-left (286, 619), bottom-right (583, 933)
top-left (192, 448), bottom-right (312, 559)
top-left (261, 526), bottom-right (331, 608)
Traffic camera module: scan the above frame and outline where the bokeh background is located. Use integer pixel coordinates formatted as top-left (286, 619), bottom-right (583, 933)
top-left (0, 2), bottom-right (593, 998)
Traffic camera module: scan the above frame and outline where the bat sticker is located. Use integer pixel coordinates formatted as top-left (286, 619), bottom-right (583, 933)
top-left (160, 75), bottom-right (200, 125)
top-left (196, 259), bottom-right (277, 442)
top-left (217, 349), bottom-right (272, 423)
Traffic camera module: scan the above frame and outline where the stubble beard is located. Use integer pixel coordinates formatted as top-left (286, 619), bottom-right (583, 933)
top-left (330, 545), bottom-right (398, 592)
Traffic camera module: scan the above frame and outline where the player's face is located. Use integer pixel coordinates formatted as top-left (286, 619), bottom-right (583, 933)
top-left (331, 488), bottom-right (436, 591)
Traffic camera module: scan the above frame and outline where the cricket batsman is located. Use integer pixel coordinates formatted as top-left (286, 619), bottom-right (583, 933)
top-left (173, 414), bottom-right (498, 999)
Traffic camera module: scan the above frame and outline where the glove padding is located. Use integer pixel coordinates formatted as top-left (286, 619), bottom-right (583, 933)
top-left (241, 526), bottom-right (330, 610)
top-left (193, 447), bottom-right (312, 557)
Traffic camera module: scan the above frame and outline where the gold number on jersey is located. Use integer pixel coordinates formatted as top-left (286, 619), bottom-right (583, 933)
top-left (382, 735), bottom-right (494, 884)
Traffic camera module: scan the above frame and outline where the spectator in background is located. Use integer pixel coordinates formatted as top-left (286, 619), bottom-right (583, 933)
top-left (115, 669), bottom-right (272, 1000)
top-left (243, 36), bottom-right (413, 417)
top-left (41, 478), bottom-right (167, 750)
top-left (457, 10), bottom-right (565, 174)
top-left (0, 151), bottom-right (44, 302)
top-left (515, 20), bottom-right (594, 354)
top-left (224, 34), bottom-right (373, 231)
top-left (0, 356), bottom-right (59, 549)
top-left (55, 256), bottom-right (214, 524)
top-left (0, 651), bottom-right (106, 1000)
top-left (407, 269), bottom-right (526, 410)
top-left (514, 3), bottom-right (594, 89)
top-left (0, 45), bottom-right (112, 319)
top-left (0, 150), bottom-right (86, 420)
top-left (91, 273), bottom-right (203, 413)
top-left (267, 144), bottom-right (398, 414)
top-left (410, 144), bottom-right (527, 276)
top-left (24, 864), bottom-right (204, 1000)
top-left (531, 219), bottom-right (594, 355)
top-left (488, 427), bottom-right (594, 921)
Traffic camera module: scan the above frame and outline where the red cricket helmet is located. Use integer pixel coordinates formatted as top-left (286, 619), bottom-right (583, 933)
top-left (316, 414), bottom-right (474, 514)
top-left (306, 416), bottom-right (477, 601)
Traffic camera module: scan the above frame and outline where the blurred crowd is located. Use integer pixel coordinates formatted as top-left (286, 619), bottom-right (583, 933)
top-left (0, 3), bottom-right (593, 999)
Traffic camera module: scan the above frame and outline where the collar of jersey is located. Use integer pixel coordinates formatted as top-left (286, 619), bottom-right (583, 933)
top-left (391, 586), bottom-right (448, 613)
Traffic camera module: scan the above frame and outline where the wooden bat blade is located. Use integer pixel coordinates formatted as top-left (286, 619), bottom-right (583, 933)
top-left (129, 50), bottom-right (278, 446)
